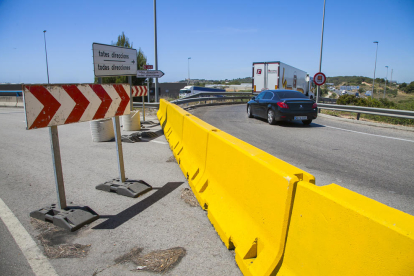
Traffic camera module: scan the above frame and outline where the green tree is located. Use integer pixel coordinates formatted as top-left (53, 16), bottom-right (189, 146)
top-left (402, 81), bottom-right (414, 94)
top-left (399, 82), bottom-right (407, 89)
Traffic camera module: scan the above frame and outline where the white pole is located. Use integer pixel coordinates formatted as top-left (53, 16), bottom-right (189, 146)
top-left (372, 41), bottom-right (379, 98)
top-left (383, 66), bottom-right (388, 98)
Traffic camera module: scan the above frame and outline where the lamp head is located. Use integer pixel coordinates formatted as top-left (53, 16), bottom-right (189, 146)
top-left (373, 41), bottom-right (378, 44)
top-left (43, 30), bottom-right (46, 33)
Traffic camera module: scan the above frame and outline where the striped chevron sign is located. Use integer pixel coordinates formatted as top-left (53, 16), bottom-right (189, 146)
top-left (23, 84), bottom-right (130, 130)
top-left (132, 86), bottom-right (148, 97)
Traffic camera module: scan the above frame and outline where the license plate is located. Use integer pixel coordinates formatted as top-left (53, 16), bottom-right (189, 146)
top-left (294, 116), bottom-right (307, 120)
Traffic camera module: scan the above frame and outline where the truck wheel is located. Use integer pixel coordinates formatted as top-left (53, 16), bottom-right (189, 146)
top-left (302, 119), bottom-right (312, 125)
top-left (267, 110), bottom-right (276, 125)
top-left (247, 105), bottom-right (253, 118)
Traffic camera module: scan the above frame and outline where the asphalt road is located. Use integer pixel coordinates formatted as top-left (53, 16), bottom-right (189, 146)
top-left (190, 104), bottom-right (414, 216)
top-left (0, 107), bottom-right (242, 276)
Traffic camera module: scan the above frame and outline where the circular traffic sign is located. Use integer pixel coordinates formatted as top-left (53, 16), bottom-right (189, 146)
top-left (313, 72), bottom-right (326, 86)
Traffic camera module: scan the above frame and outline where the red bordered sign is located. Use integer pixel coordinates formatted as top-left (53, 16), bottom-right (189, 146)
top-left (23, 84), bottom-right (130, 130)
top-left (313, 72), bottom-right (326, 86)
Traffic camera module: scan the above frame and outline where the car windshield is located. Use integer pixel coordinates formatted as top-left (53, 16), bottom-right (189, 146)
top-left (179, 90), bottom-right (190, 94)
top-left (275, 91), bottom-right (307, 99)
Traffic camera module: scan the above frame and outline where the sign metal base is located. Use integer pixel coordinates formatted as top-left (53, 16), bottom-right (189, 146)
top-left (96, 178), bottom-right (152, 198)
top-left (30, 204), bottom-right (99, 232)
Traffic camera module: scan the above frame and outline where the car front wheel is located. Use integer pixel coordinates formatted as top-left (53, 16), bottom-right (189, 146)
top-left (267, 109), bottom-right (276, 125)
top-left (247, 105), bottom-right (253, 118)
top-left (302, 119), bottom-right (312, 125)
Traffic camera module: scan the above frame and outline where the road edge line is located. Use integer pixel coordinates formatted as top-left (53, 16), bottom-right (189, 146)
top-left (0, 198), bottom-right (58, 276)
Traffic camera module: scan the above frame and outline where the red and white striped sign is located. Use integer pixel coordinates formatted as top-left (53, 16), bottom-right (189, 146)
top-left (23, 84), bottom-right (130, 130)
top-left (132, 86), bottom-right (148, 97)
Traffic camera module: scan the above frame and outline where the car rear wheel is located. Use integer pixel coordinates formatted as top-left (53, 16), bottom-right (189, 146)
top-left (302, 119), bottom-right (312, 125)
top-left (267, 109), bottom-right (276, 125)
top-left (247, 105), bottom-right (253, 118)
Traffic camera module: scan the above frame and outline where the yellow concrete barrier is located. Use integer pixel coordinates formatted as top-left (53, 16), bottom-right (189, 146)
top-left (157, 101), bottom-right (414, 276)
top-left (178, 115), bottom-right (216, 193)
top-left (163, 103), bottom-right (189, 157)
top-left (194, 130), bottom-right (315, 276)
top-left (157, 99), bottom-right (169, 128)
top-left (278, 182), bottom-right (414, 276)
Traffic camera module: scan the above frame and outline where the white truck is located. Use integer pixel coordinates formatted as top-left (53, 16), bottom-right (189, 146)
top-left (179, 86), bottom-right (226, 98)
top-left (252, 61), bottom-right (315, 99)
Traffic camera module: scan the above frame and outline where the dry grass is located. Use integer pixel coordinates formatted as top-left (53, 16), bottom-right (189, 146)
top-left (181, 188), bottom-right (199, 207)
top-left (166, 156), bottom-right (177, 163)
top-left (31, 218), bottom-right (91, 259)
top-left (115, 247), bottom-right (186, 273)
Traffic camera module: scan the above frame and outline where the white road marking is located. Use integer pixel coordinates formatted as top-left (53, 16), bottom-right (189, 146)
top-left (150, 140), bottom-right (168, 145)
top-left (140, 138), bottom-right (168, 144)
top-left (323, 125), bottom-right (414, 143)
top-left (0, 198), bottom-right (58, 276)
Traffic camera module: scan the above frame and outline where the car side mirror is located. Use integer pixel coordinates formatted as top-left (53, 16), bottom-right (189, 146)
top-left (251, 97), bottom-right (256, 101)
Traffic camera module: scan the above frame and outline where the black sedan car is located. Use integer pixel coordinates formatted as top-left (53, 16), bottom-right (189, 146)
top-left (247, 90), bottom-right (317, 125)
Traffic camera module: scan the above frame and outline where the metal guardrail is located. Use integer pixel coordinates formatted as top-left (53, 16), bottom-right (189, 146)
top-left (0, 90), bottom-right (23, 97)
top-left (318, 103), bottom-right (414, 120)
top-left (179, 92), bottom-right (254, 99)
top-left (133, 92), bottom-right (414, 121)
top-left (133, 92), bottom-right (254, 109)
top-left (318, 97), bottom-right (337, 104)
top-left (172, 96), bottom-right (251, 105)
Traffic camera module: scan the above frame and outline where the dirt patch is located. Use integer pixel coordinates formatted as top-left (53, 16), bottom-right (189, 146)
top-left (166, 156), bottom-right (176, 163)
top-left (31, 218), bottom-right (91, 259)
top-left (181, 188), bottom-right (199, 207)
top-left (114, 247), bottom-right (143, 264)
top-left (115, 247), bottom-right (186, 273)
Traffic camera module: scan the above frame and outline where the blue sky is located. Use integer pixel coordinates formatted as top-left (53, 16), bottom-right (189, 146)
top-left (1, 0), bottom-right (413, 84)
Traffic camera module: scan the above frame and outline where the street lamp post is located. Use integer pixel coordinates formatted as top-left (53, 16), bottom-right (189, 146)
top-left (384, 65), bottom-right (388, 98)
top-left (43, 30), bottom-right (50, 84)
top-left (372, 41), bottom-right (379, 98)
top-left (188, 57), bottom-right (191, 85)
top-left (316, 0), bottom-right (326, 103)
top-left (154, 0), bottom-right (159, 102)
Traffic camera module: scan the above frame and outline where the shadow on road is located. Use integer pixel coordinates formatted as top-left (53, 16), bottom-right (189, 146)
top-left (93, 182), bottom-right (184, 230)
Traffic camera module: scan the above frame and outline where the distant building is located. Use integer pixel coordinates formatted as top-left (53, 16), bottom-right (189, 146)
top-left (147, 82), bottom-right (187, 100)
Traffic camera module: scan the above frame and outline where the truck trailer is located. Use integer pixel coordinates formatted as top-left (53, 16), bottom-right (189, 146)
top-left (252, 61), bottom-right (315, 99)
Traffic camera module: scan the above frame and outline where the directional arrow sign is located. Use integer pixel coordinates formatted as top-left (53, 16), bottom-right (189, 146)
top-left (136, 70), bottom-right (164, 78)
top-left (132, 86), bottom-right (148, 97)
top-left (23, 84), bottom-right (130, 129)
top-left (93, 43), bottom-right (137, 77)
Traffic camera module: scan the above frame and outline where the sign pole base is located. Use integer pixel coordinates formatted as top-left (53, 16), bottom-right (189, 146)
top-left (96, 178), bottom-right (152, 198)
top-left (30, 204), bottom-right (99, 232)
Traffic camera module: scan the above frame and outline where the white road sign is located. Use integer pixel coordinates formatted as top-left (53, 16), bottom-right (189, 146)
top-left (93, 43), bottom-right (137, 77)
top-left (136, 70), bottom-right (165, 78)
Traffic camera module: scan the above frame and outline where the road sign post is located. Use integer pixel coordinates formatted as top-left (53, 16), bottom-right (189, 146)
top-left (136, 70), bottom-right (164, 78)
top-left (314, 72), bottom-right (326, 103)
top-left (49, 125), bottom-right (66, 209)
top-left (92, 43), bottom-right (151, 198)
top-left (92, 43), bottom-right (137, 77)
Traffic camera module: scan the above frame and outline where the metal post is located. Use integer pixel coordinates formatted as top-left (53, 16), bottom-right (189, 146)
top-left (49, 126), bottom-right (67, 209)
top-left (142, 78), bottom-right (147, 121)
top-left (154, 0), bottom-right (159, 103)
top-left (316, 0), bottom-right (326, 103)
top-left (390, 69), bottom-right (393, 85)
top-left (129, 76), bottom-right (133, 111)
top-left (383, 66), bottom-right (388, 98)
top-left (147, 78), bottom-right (150, 105)
top-left (188, 57), bottom-right (191, 85)
top-left (43, 30), bottom-right (50, 84)
top-left (372, 41), bottom-right (379, 98)
top-left (113, 116), bottom-right (126, 182)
